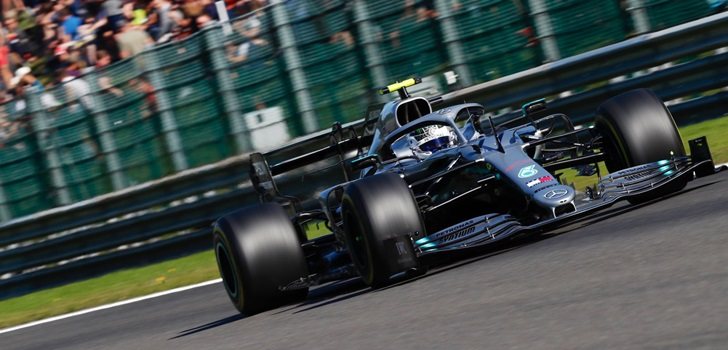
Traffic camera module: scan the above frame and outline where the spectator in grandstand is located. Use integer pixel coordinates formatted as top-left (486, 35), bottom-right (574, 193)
top-left (228, 14), bottom-right (267, 64)
top-left (0, 0), bottom-right (266, 100)
top-left (10, 66), bottom-right (42, 92)
top-left (60, 66), bottom-right (93, 111)
top-left (181, 0), bottom-right (204, 20)
top-left (0, 32), bottom-right (12, 90)
top-left (115, 18), bottom-right (153, 59)
top-left (130, 76), bottom-right (157, 118)
top-left (2, 0), bottom-right (25, 12)
top-left (99, 0), bottom-right (126, 32)
top-left (6, 66), bottom-right (59, 116)
top-left (4, 10), bottom-right (37, 66)
top-left (389, 0), bottom-right (436, 49)
top-left (196, 13), bottom-right (215, 28)
top-left (232, 0), bottom-right (267, 19)
top-left (59, 6), bottom-right (83, 41)
top-left (95, 49), bottom-right (112, 68)
top-left (129, 0), bottom-right (150, 27)
top-left (97, 75), bottom-right (123, 97)
top-left (147, 0), bottom-right (176, 41)
top-left (95, 50), bottom-right (125, 98)
top-left (0, 112), bottom-right (21, 148)
top-left (199, 0), bottom-right (221, 19)
top-left (167, 9), bottom-right (195, 41)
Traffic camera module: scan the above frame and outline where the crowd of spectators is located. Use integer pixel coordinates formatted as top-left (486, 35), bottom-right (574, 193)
top-left (0, 0), bottom-right (269, 103)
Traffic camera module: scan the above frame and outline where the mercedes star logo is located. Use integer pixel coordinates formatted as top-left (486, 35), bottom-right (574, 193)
top-left (544, 188), bottom-right (568, 199)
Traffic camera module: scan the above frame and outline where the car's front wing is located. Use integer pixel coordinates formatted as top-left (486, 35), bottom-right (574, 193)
top-left (414, 156), bottom-right (715, 256)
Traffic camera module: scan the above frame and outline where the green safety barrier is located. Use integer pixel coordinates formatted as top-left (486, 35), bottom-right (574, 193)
top-left (543, 0), bottom-right (627, 58)
top-left (0, 0), bottom-right (719, 221)
top-left (0, 117), bottom-right (49, 218)
top-left (285, 0), bottom-right (370, 127)
top-left (86, 56), bottom-right (172, 187)
top-left (452, 0), bottom-right (538, 81)
top-left (644, 0), bottom-right (712, 30)
top-left (44, 86), bottom-right (112, 202)
top-left (367, 0), bottom-right (446, 79)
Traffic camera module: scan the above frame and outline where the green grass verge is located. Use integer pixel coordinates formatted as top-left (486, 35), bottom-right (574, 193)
top-left (0, 250), bottom-right (220, 330)
top-left (679, 116), bottom-right (728, 165)
top-left (0, 227), bottom-right (331, 329)
top-left (2, 116), bottom-right (727, 330)
top-left (559, 116), bottom-right (728, 191)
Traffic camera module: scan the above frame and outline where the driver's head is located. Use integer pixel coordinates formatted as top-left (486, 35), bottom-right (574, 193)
top-left (408, 125), bottom-right (454, 157)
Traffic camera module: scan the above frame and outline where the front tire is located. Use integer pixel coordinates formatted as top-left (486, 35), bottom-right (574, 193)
top-left (342, 173), bottom-right (425, 287)
top-left (595, 89), bottom-right (687, 203)
top-left (213, 203), bottom-right (308, 315)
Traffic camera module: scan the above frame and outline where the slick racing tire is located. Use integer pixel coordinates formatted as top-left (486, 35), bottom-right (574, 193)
top-left (213, 203), bottom-right (308, 315)
top-left (595, 88), bottom-right (687, 204)
top-left (342, 173), bottom-right (425, 287)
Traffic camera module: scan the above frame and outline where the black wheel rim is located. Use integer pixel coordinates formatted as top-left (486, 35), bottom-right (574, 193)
top-left (215, 240), bottom-right (239, 299)
top-left (597, 122), bottom-right (628, 172)
top-left (343, 210), bottom-right (371, 279)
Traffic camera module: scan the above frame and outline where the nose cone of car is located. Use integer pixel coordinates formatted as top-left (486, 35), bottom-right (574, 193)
top-left (532, 184), bottom-right (575, 210)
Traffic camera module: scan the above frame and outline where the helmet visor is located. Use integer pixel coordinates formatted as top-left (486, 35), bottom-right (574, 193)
top-left (419, 136), bottom-right (451, 153)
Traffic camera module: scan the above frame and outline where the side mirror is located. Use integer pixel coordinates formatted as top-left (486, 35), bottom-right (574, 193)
top-left (350, 154), bottom-right (380, 170)
top-left (522, 99), bottom-right (547, 117)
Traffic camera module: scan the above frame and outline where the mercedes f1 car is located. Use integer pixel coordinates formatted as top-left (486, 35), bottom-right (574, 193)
top-left (213, 78), bottom-right (716, 314)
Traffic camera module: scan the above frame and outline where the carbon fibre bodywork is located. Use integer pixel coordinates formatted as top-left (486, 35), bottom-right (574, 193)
top-left (414, 156), bottom-right (708, 254)
top-left (247, 84), bottom-right (716, 290)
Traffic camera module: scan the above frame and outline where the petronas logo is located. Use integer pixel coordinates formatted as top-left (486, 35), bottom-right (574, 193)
top-left (518, 165), bottom-right (538, 178)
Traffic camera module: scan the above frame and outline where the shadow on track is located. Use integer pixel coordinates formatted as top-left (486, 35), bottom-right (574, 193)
top-left (287, 278), bottom-right (369, 314)
top-left (169, 178), bottom-right (721, 339)
top-left (291, 233), bottom-right (550, 314)
top-left (549, 180), bottom-right (719, 237)
top-left (169, 314), bottom-right (245, 340)
top-left (168, 279), bottom-right (372, 339)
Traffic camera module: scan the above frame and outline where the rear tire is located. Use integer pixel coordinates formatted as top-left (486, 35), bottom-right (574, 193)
top-left (213, 203), bottom-right (308, 315)
top-left (595, 89), bottom-right (687, 203)
top-left (342, 173), bottom-right (425, 287)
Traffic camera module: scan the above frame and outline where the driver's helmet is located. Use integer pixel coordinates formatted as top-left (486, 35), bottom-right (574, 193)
top-left (408, 125), bottom-right (455, 158)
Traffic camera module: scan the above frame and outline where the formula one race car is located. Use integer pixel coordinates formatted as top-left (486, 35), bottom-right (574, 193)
top-left (213, 78), bottom-right (715, 314)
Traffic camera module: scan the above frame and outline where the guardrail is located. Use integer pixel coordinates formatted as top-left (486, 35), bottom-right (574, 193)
top-left (0, 12), bottom-right (726, 299)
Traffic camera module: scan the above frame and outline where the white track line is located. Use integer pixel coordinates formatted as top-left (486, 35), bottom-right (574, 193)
top-left (0, 278), bottom-right (222, 335)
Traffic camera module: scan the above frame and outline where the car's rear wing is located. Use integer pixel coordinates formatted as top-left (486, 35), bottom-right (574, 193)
top-left (249, 120), bottom-right (376, 209)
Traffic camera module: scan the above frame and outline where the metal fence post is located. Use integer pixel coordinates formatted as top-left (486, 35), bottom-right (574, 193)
top-left (0, 177), bottom-right (10, 221)
top-left (434, 0), bottom-right (472, 87)
top-left (203, 24), bottom-right (252, 153)
top-left (626, 0), bottom-right (651, 34)
top-left (143, 50), bottom-right (189, 171)
top-left (86, 71), bottom-right (127, 190)
top-left (353, 0), bottom-right (389, 100)
top-left (270, 0), bottom-right (318, 134)
top-left (27, 89), bottom-right (71, 205)
top-left (527, 0), bottom-right (561, 62)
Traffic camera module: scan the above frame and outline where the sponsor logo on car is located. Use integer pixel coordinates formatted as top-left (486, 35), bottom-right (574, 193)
top-left (526, 175), bottom-right (554, 188)
top-left (440, 226), bottom-right (476, 243)
top-left (544, 188), bottom-right (569, 199)
top-left (505, 159), bottom-right (531, 172)
top-left (518, 165), bottom-right (538, 178)
top-left (431, 219), bottom-right (475, 240)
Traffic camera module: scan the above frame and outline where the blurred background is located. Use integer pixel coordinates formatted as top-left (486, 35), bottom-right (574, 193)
top-left (0, 0), bottom-right (723, 220)
top-left (0, 0), bottom-right (727, 310)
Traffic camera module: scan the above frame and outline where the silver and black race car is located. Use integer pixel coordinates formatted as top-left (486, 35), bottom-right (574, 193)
top-left (213, 78), bottom-right (716, 314)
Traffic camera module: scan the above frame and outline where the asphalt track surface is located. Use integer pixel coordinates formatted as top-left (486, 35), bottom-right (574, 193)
top-left (3, 171), bottom-right (728, 350)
